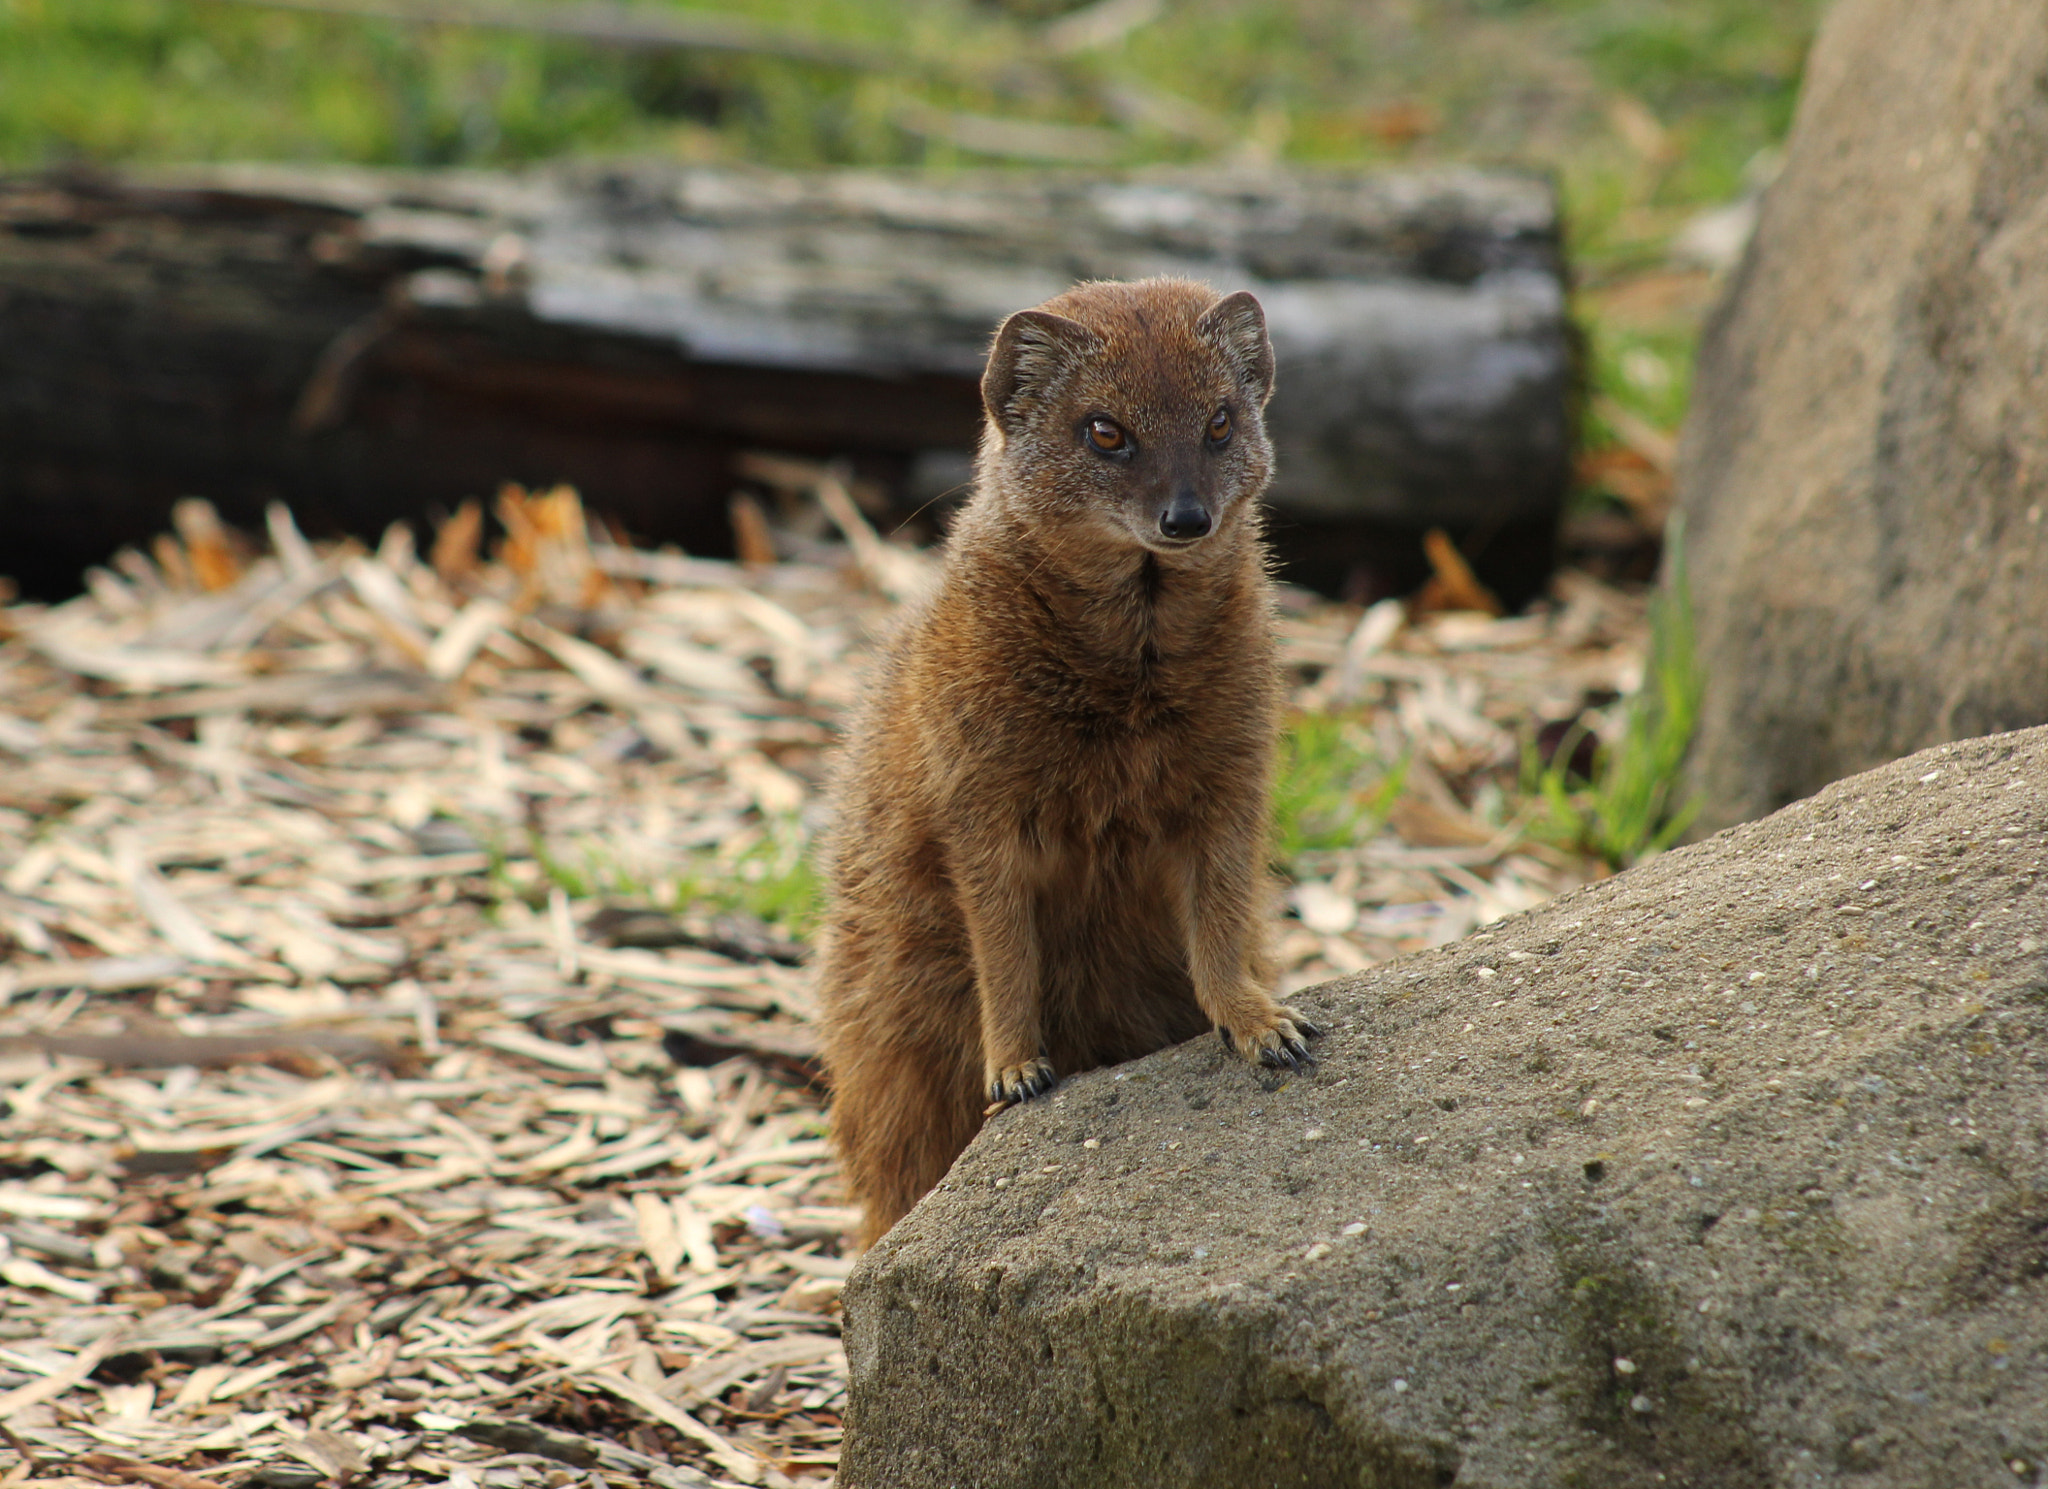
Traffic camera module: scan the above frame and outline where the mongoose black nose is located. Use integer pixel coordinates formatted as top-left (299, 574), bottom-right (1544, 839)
top-left (1160, 495), bottom-right (1213, 541)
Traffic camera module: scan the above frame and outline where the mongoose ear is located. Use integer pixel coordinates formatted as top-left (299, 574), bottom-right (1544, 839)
top-left (1197, 291), bottom-right (1276, 406)
top-left (982, 309), bottom-right (1103, 428)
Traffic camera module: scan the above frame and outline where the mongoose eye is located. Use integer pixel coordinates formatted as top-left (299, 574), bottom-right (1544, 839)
top-left (1207, 408), bottom-right (1233, 444)
top-left (1086, 417), bottom-right (1129, 453)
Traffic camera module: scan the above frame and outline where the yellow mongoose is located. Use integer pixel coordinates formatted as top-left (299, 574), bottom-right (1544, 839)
top-left (817, 277), bottom-right (1318, 1245)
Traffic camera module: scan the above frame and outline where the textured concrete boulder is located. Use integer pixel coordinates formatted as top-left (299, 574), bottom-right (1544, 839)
top-left (1676, 0), bottom-right (2048, 833)
top-left (840, 727), bottom-right (2048, 1488)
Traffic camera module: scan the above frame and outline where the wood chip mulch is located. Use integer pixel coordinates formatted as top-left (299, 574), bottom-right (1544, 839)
top-left (0, 467), bottom-right (1648, 1488)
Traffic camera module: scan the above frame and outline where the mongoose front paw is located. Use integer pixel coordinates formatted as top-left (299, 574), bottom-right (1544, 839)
top-left (1218, 1004), bottom-right (1322, 1071)
top-left (986, 1056), bottom-right (1057, 1107)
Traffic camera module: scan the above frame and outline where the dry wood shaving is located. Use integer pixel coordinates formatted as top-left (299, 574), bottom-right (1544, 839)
top-left (0, 471), bottom-right (1648, 1488)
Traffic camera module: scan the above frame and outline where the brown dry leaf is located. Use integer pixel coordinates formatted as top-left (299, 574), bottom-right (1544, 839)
top-left (1386, 796), bottom-right (1498, 849)
top-left (1591, 394), bottom-right (1678, 475)
top-left (495, 483), bottom-right (612, 612)
top-left (171, 499), bottom-right (244, 594)
top-left (1607, 92), bottom-right (1676, 165)
top-left (150, 532), bottom-right (195, 592)
top-left (728, 494), bottom-right (778, 570)
top-left (3, 1022), bottom-right (408, 1070)
top-left (1413, 528), bottom-right (1504, 617)
top-left (279, 1427), bottom-right (367, 1480)
top-left (76, 1456), bottom-right (231, 1489)
top-left (1359, 99), bottom-right (1437, 146)
top-left (495, 482), bottom-right (541, 574)
top-left (431, 499), bottom-right (485, 586)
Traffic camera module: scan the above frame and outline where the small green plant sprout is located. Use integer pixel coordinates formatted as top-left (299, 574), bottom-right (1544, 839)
top-left (514, 811), bottom-right (821, 938)
top-left (1272, 711), bottom-right (1409, 876)
top-left (697, 812), bottom-right (824, 937)
top-left (528, 833), bottom-right (657, 904)
top-left (1526, 523), bottom-right (1702, 868)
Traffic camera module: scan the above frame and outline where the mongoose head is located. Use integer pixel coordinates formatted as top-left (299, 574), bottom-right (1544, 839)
top-left (978, 278), bottom-right (1276, 563)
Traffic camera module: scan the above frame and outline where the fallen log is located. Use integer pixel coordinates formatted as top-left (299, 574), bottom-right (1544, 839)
top-left (0, 161), bottom-right (1570, 602)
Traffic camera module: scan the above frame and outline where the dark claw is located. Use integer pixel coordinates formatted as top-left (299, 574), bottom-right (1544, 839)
top-left (1294, 1017), bottom-right (1324, 1040)
top-left (1259, 1034), bottom-right (1317, 1072)
top-left (991, 1059), bottom-right (1056, 1105)
top-left (1217, 1026), bottom-right (1236, 1053)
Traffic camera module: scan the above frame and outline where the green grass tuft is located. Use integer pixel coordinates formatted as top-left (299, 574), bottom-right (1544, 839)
top-left (1526, 521), bottom-right (1702, 867)
top-left (1272, 712), bottom-right (1407, 875)
top-left (697, 814), bottom-right (825, 935)
top-left (507, 812), bottom-right (823, 936)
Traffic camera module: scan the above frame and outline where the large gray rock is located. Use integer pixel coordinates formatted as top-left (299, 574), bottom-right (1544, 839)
top-left (1676, 0), bottom-right (2048, 833)
top-left (840, 726), bottom-right (2048, 1488)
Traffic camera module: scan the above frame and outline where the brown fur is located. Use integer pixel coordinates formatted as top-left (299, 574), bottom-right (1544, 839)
top-left (815, 277), bottom-right (1318, 1247)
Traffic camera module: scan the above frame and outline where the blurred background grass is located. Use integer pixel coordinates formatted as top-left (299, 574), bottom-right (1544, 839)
top-left (0, 0), bottom-right (1822, 516)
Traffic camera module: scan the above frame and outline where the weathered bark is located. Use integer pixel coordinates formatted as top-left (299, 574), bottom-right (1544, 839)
top-left (0, 162), bottom-right (1569, 600)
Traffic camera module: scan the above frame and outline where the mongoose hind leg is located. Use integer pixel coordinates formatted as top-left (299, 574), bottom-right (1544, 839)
top-left (829, 1031), bottom-right (982, 1248)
